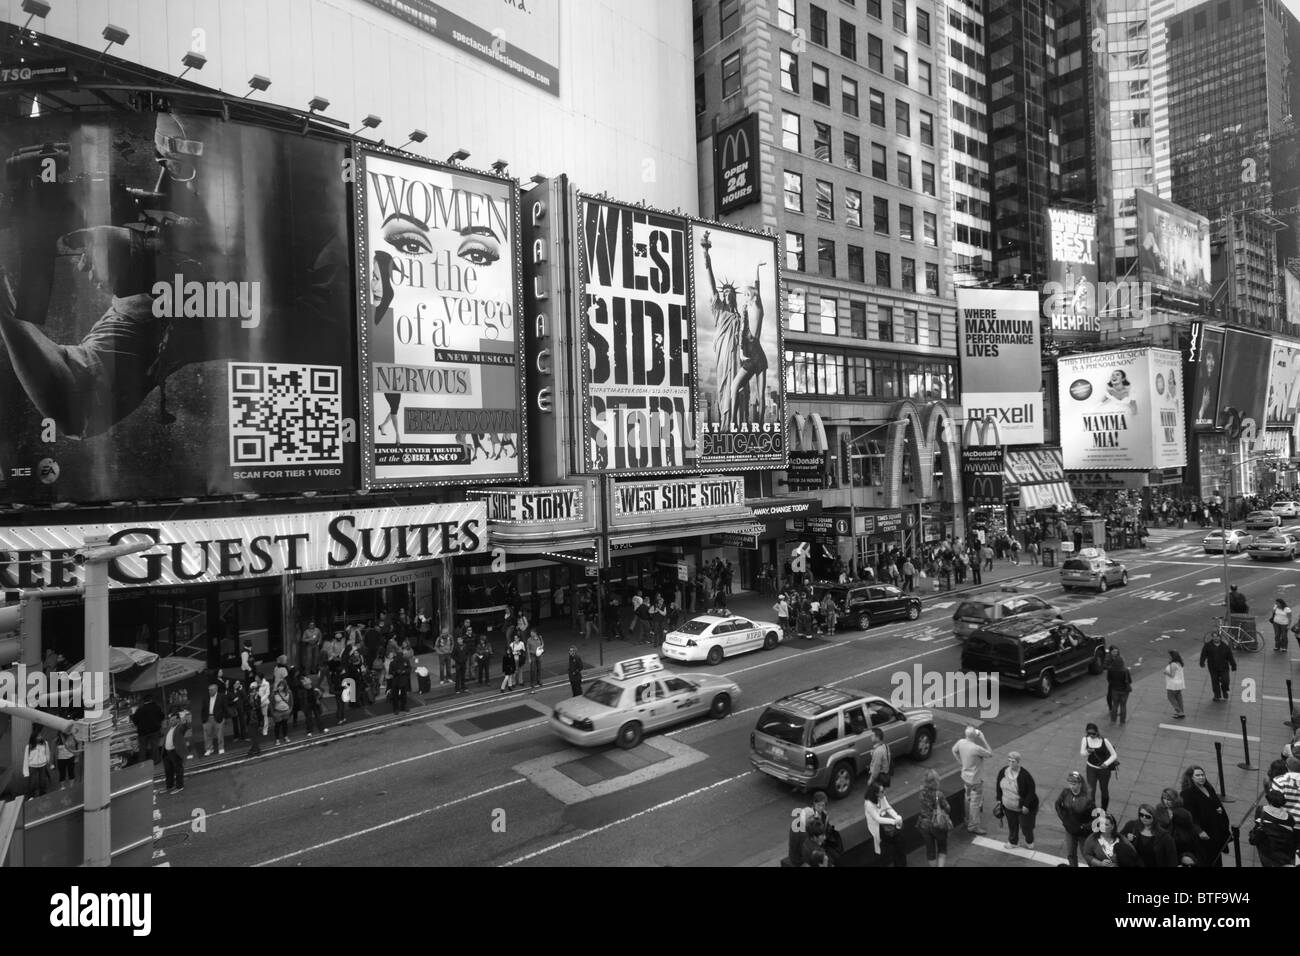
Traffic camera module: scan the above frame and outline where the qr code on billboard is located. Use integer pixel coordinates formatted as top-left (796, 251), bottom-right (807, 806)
top-left (229, 363), bottom-right (344, 466)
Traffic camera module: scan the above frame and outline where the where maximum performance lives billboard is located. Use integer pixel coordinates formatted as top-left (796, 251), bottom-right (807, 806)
top-left (0, 111), bottom-right (357, 502)
top-left (955, 288), bottom-right (1044, 445)
top-left (576, 196), bottom-right (785, 474)
top-left (355, 149), bottom-right (526, 489)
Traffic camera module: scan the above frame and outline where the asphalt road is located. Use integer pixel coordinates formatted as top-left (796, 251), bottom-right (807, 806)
top-left (155, 526), bottom-right (1300, 867)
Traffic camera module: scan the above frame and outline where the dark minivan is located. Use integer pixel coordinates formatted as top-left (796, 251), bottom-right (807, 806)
top-left (812, 581), bottom-right (922, 631)
top-left (959, 618), bottom-right (1106, 698)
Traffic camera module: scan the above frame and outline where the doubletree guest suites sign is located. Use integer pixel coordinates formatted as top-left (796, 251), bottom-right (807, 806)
top-left (0, 502), bottom-right (486, 589)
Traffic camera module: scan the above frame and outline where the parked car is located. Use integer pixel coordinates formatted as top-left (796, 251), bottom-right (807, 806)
top-left (660, 614), bottom-right (781, 665)
top-left (1247, 531), bottom-right (1299, 561)
top-left (750, 687), bottom-right (936, 800)
top-left (1245, 510), bottom-right (1282, 531)
top-left (960, 618), bottom-right (1106, 699)
top-left (952, 589), bottom-right (1065, 642)
top-left (1271, 500), bottom-right (1300, 518)
top-left (1203, 528), bottom-right (1252, 553)
top-left (810, 581), bottom-right (922, 631)
top-left (1060, 548), bottom-right (1128, 592)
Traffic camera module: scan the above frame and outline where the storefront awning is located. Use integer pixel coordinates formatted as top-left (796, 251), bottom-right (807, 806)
top-left (1019, 482), bottom-right (1076, 509)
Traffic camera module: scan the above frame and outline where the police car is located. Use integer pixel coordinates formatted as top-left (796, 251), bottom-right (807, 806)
top-left (549, 656), bottom-right (741, 749)
top-left (661, 614), bottom-right (782, 664)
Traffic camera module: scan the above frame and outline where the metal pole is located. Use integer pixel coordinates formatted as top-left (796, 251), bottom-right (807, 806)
top-left (848, 441), bottom-right (857, 580)
top-left (1287, 679), bottom-right (1296, 730)
top-left (1230, 825), bottom-right (1242, 867)
top-left (1222, 454), bottom-right (1231, 617)
top-left (1236, 715), bottom-right (1254, 770)
top-left (1214, 740), bottom-right (1235, 804)
top-left (81, 535), bottom-right (113, 868)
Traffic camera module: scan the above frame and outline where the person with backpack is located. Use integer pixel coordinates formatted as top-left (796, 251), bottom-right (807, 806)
top-left (1080, 722), bottom-right (1119, 811)
top-left (271, 678), bottom-right (293, 744)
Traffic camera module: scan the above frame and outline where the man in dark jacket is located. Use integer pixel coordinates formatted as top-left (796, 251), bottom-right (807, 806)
top-left (451, 636), bottom-right (470, 694)
top-left (1055, 770), bottom-right (1096, 868)
top-left (567, 647), bottom-right (585, 697)
top-left (199, 681), bottom-right (228, 757)
top-left (389, 651), bottom-right (411, 713)
top-left (131, 698), bottom-right (165, 764)
top-left (1200, 631), bottom-right (1238, 702)
top-left (1228, 585), bottom-right (1249, 614)
top-left (1105, 647), bottom-right (1133, 724)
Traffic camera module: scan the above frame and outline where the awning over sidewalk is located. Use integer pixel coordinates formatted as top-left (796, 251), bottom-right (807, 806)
top-left (1019, 482), bottom-right (1076, 509)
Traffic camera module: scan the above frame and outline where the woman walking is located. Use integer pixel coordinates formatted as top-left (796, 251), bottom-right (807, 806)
top-left (1180, 765), bottom-right (1231, 866)
top-left (1269, 597), bottom-right (1293, 652)
top-left (1083, 811), bottom-right (1139, 867)
top-left (863, 782), bottom-right (906, 867)
top-left (1080, 722), bottom-right (1119, 810)
top-left (499, 641), bottom-right (516, 693)
top-left (917, 769), bottom-right (952, 867)
top-left (1120, 804), bottom-right (1177, 867)
top-left (1164, 649), bottom-right (1186, 719)
top-left (994, 752), bottom-right (1038, 851)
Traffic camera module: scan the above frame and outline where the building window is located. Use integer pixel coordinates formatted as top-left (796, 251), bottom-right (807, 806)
top-left (900, 308), bottom-right (918, 343)
top-left (923, 210), bottom-right (937, 246)
top-left (925, 262), bottom-right (939, 295)
top-left (870, 89), bottom-right (886, 126)
top-left (782, 110), bottom-right (801, 151)
top-left (841, 20), bottom-right (858, 59)
top-left (868, 34), bottom-right (883, 72)
top-left (816, 179), bottom-right (834, 220)
top-left (895, 100), bottom-right (911, 136)
top-left (779, 0), bottom-right (797, 32)
top-left (720, 0), bottom-right (741, 39)
top-left (917, 9), bottom-right (930, 44)
top-left (780, 49), bottom-right (799, 92)
top-left (784, 170), bottom-right (803, 212)
top-left (848, 245), bottom-right (865, 281)
top-left (842, 76), bottom-right (859, 116)
top-left (693, 13), bottom-right (704, 47)
top-left (893, 0), bottom-right (908, 33)
top-left (901, 257), bottom-right (916, 292)
top-left (871, 142), bottom-right (887, 179)
top-left (787, 287), bottom-right (806, 331)
top-left (925, 313), bottom-right (942, 346)
top-left (899, 204), bottom-right (914, 240)
top-left (819, 297), bottom-right (838, 334)
top-left (875, 252), bottom-right (892, 288)
top-left (818, 238), bottom-right (836, 277)
top-left (787, 232), bottom-right (806, 271)
top-left (814, 121), bottom-right (832, 161)
top-left (844, 132), bottom-right (861, 171)
top-left (850, 301), bottom-right (868, 337)
top-left (695, 74), bottom-right (706, 115)
top-left (918, 59), bottom-right (932, 96)
top-left (921, 160), bottom-right (935, 195)
top-left (897, 152), bottom-right (912, 188)
top-left (844, 188), bottom-right (863, 228)
top-left (878, 303), bottom-right (894, 339)
top-left (920, 110), bottom-right (933, 146)
top-left (812, 64), bottom-right (830, 104)
top-left (867, 0), bottom-right (882, 18)
top-left (873, 195), bottom-right (890, 233)
top-left (721, 51), bottom-right (742, 98)
top-left (811, 4), bottom-right (828, 45)
top-left (893, 47), bottom-right (908, 84)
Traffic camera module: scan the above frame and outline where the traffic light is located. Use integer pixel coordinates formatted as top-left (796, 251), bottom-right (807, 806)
top-left (0, 602), bottom-right (21, 667)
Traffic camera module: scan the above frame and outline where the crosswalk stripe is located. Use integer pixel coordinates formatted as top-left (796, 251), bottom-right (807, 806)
top-left (970, 835), bottom-right (1072, 866)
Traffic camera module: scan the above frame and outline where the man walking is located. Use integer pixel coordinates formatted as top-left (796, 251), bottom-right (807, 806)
top-left (1054, 770), bottom-right (1096, 868)
top-left (299, 619), bottom-right (322, 675)
top-left (1105, 646), bottom-right (1132, 724)
top-left (567, 646), bottom-right (585, 697)
top-left (1200, 630), bottom-right (1238, 702)
top-left (200, 680), bottom-right (227, 757)
top-left (952, 725), bottom-right (993, 835)
top-left (867, 729), bottom-right (892, 790)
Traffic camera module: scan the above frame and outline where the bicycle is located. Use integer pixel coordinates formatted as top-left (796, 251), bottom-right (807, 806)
top-left (1204, 617), bottom-right (1263, 653)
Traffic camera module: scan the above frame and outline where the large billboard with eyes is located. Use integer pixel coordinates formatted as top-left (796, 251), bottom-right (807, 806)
top-left (355, 149), bottom-right (526, 488)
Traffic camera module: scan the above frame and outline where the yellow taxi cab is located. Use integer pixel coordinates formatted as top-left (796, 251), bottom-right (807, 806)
top-left (548, 655), bottom-right (741, 749)
top-left (1060, 547), bottom-right (1129, 593)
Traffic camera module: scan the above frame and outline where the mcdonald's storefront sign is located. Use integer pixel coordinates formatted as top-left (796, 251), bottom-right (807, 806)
top-left (962, 448), bottom-right (1005, 505)
top-left (714, 113), bottom-right (761, 215)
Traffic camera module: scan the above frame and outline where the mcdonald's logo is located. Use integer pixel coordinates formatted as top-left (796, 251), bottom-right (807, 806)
top-left (962, 418), bottom-right (1003, 448)
top-left (965, 474), bottom-right (1004, 503)
top-left (720, 126), bottom-right (751, 171)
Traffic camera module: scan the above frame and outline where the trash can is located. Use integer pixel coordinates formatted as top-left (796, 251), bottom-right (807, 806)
top-left (1043, 548), bottom-right (1056, 567)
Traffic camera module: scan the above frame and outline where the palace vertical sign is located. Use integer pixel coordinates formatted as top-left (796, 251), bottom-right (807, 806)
top-left (714, 114), bottom-right (761, 215)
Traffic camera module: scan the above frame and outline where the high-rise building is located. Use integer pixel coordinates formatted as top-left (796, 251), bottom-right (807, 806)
top-left (943, 0), bottom-right (994, 286)
top-left (1104, 0), bottom-right (1159, 276)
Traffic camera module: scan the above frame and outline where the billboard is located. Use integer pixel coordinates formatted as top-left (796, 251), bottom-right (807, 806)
top-left (692, 221), bottom-right (785, 468)
top-left (578, 197), bottom-right (695, 473)
top-left (1265, 339), bottom-right (1300, 429)
top-left (1136, 190), bottom-right (1211, 298)
top-left (714, 114), bottom-right (762, 215)
top-left (0, 112), bottom-right (355, 503)
top-left (359, 0), bottom-right (561, 95)
top-left (355, 149), bottom-right (525, 489)
top-left (955, 288), bottom-right (1044, 445)
top-left (1189, 323), bottom-right (1225, 432)
top-left (1057, 348), bottom-right (1187, 470)
top-left (962, 448), bottom-right (1005, 504)
top-left (1287, 269), bottom-right (1300, 328)
top-left (1216, 329), bottom-right (1272, 444)
top-left (1043, 207), bottom-right (1099, 342)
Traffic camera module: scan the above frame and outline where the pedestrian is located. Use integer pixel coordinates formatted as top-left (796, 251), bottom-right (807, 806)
top-left (994, 752), bottom-right (1038, 851)
top-left (1269, 597), bottom-right (1293, 652)
top-left (1028, 539), bottom-right (1040, 565)
top-left (302, 677), bottom-right (327, 737)
top-left (389, 648), bottom-right (411, 713)
top-left (982, 544), bottom-right (994, 571)
top-left (796, 598), bottom-right (814, 640)
top-left (1164, 649), bottom-right (1186, 719)
top-left (324, 660), bottom-right (346, 725)
top-left (902, 557), bottom-right (916, 593)
top-left (969, 551), bottom-right (983, 586)
top-left (1080, 722), bottom-right (1119, 811)
top-left (435, 627), bottom-right (453, 685)
top-left (452, 635), bottom-right (469, 694)
top-left (1121, 804), bottom-right (1178, 867)
top-left (510, 630), bottom-right (528, 689)
top-left (822, 592), bottom-right (838, 635)
top-left (130, 696), bottom-right (165, 765)
top-left (1228, 584), bottom-right (1248, 614)
top-left (774, 593), bottom-right (791, 640)
top-left (799, 819), bottom-right (831, 867)
top-left (567, 646), bottom-right (585, 697)
top-left (1268, 755), bottom-right (1300, 824)
top-left (1083, 810), bottom-right (1139, 867)
top-left (200, 680), bottom-right (228, 757)
top-left (255, 671), bottom-right (272, 733)
top-left (526, 628), bottom-right (545, 690)
top-left (271, 678), bottom-right (293, 744)
top-left (916, 769), bottom-right (952, 867)
top-left (951, 725), bottom-right (994, 835)
top-left (1009, 537), bottom-right (1021, 565)
top-left (1104, 646), bottom-right (1131, 723)
top-left (1153, 788), bottom-right (1201, 866)
top-left (863, 782), bottom-right (906, 866)
top-left (161, 713), bottom-right (189, 793)
top-left (54, 728), bottom-right (80, 790)
top-left (239, 639), bottom-right (255, 684)
top-left (1199, 629), bottom-right (1237, 703)
top-left (1180, 765), bottom-right (1230, 866)
top-left (299, 619), bottom-right (322, 674)
top-left (1249, 789), bottom-right (1299, 867)
top-left (1054, 770), bottom-right (1096, 868)
top-left (499, 642), bottom-right (516, 693)
top-left (474, 635), bottom-right (492, 686)
top-left (21, 728), bottom-right (52, 797)
top-left (649, 597), bottom-right (667, 647)
top-left (866, 729), bottom-right (892, 790)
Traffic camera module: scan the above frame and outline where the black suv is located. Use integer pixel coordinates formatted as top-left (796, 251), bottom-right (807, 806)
top-left (812, 582), bottom-right (923, 631)
top-left (959, 618), bottom-right (1105, 698)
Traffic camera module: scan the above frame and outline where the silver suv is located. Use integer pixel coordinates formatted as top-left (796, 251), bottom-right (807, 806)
top-left (952, 589), bottom-right (1065, 641)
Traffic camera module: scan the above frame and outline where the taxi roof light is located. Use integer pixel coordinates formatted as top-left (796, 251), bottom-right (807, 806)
top-left (611, 655), bottom-right (664, 680)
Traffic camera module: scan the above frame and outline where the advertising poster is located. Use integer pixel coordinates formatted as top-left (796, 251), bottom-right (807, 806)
top-left (1136, 189), bottom-right (1211, 298)
top-left (0, 112), bottom-right (355, 502)
top-left (1190, 324), bottom-right (1225, 432)
top-left (578, 197), bottom-right (695, 473)
top-left (1216, 329), bottom-right (1272, 444)
top-left (1042, 207), bottom-right (1099, 342)
top-left (1265, 339), bottom-right (1300, 429)
top-left (955, 288), bottom-right (1044, 445)
top-left (691, 221), bottom-right (785, 468)
top-left (355, 150), bottom-right (525, 489)
top-left (961, 448), bottom-right (1005, 505)
top-left (714, 114), bottom-right (762, 215)
top-left (1287, 269), bottom-right (1300, 328)
top-left (1058, 348), bottom-right (1187, 470)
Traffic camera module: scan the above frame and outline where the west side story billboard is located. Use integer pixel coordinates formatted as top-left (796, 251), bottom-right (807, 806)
top-left (0, 111), bottom-right (356, 502)
top-left (955, 288), bottom-right (1044, 445)
top-left (355, 149), bottom-right (526, 489)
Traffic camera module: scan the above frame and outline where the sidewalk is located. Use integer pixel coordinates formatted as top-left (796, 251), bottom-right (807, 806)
top-left (160, 553), bottom-right (1055, 779)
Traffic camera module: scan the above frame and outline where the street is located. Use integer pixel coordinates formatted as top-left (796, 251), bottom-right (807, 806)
top-left (154, 526), bottom-right (1298, 867)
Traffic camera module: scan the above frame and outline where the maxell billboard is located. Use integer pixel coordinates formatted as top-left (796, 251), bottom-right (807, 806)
top-left (1136, 190), bottom-right (1211, 299)
top-left (1057, 348), bottom-right (1187, 470)
top-left (955, 288), bottom-right (1044, 445)
top-left (714, 114), bottom-right (762, 215)
top-left (1043, 207), bottom-right (1099, 342)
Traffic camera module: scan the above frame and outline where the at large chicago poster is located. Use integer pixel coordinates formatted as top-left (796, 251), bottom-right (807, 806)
top-left (355, 150), bottom-right (526, 488)
top-left (0, 112), bottom-right (356, 502)
top-left (691, 221), bottom-right (785, 469)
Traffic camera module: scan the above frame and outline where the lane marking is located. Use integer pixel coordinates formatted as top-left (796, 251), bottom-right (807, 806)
top-left (971, 835), bottom-right (1071, 866)
top-left (499, 771), bottom-right (754, 866)
top-left (1158, 723), bottom-right (1261, 742)
top-left (252, 778), bottom-right (526, 867)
